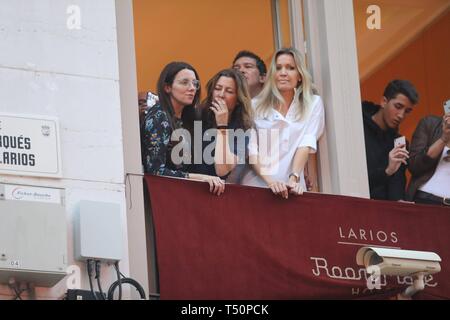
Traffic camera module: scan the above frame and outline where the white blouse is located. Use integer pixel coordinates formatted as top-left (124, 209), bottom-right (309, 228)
top-left (241, 95), bottom-right (325, 188)
top-left (419, 146), bottom-right (450, 198)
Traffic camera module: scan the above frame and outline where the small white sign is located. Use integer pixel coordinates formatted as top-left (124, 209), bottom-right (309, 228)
top-left (0, 113), bottom-right (62, 178)
top-left (4, 185), bottom-right (62, 204)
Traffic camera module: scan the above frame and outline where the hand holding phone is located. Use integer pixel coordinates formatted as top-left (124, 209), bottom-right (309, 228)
top-left (386, 136), bottom-right (409, 176)
top-left (394, 136), bottom-right (406, 149)
top-left (444, 100), bottom-right (450, 115)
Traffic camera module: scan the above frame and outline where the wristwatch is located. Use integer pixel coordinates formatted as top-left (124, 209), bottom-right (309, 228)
top-left (289, 172), bottom-right (300, 183)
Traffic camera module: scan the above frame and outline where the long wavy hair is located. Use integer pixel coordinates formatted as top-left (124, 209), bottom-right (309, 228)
top-left (199, 69), bottom-right (253, 131)
top-left (156, 61), bottom-right (201, 131)
top-left (255, 47), bottom-right (317, 121)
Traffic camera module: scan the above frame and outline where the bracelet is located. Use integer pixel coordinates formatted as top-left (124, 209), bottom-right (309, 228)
top-left (217, 125), bottom-right (228, 130)
top-left (289, 172), bottom-right (300, 183)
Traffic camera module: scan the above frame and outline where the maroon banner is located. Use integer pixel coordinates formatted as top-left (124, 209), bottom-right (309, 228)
top-left (144, 175), bottom-right (450, 300)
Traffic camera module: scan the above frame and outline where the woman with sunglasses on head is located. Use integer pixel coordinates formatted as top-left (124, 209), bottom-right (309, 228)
top-left (141, 61), bottom-right (225, 195)
top-left (241, 47), bottom-right (325, 199)
top-left (189, 69), bottom-right (253, 183)
top-left (407, 110), bottom-right (450, 207)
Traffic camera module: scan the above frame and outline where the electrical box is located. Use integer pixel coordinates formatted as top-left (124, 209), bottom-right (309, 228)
top-left (0, 199), bottom-right (67, 287)
top-left (74, 200), bottom-right (123, 262)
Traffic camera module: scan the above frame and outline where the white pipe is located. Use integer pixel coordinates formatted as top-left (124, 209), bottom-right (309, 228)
top-left (398, 273), bottom-right (425, 300)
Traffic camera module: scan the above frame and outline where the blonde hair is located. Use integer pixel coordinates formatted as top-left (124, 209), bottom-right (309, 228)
top-left (255, 47), bottom-right (317, 121)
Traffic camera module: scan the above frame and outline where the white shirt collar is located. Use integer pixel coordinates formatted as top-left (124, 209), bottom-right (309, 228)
top-left (264, 99), bottom-right (298, 122)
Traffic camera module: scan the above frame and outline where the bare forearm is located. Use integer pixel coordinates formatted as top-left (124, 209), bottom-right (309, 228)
top-left (249, 155), bottom-right (274, 186)
top-left (306, 153), bottom-right (319, 191)
top-left (292, 147), bottom-right (310, 175)
top-left (427, 138), bottom-right (446, 159)
top-left (250, 148), bottom-right (310, 186)
top-left (188, 173), bottom-right (209, 181)
top-left (214, 129), bottom-right (238, 176)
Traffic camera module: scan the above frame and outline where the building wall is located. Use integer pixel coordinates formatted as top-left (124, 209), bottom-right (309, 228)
top-left (0, 0), bottom-right (384, 300)
top-left (360, 10), bottom-right (450, 142)
top-left (0, 0), bottom-right (130, 299)
top-left (133, 0), bottom-right (275, 94)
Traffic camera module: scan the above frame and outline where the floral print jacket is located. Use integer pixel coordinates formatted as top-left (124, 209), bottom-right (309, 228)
top-left (141, 104), bottom-right (189, 178)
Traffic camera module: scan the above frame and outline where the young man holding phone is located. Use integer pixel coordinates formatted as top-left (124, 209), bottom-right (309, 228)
top-left (362, 80), bottom-right (419, 201)
top-left (406, 100), bottom-right (450, 207)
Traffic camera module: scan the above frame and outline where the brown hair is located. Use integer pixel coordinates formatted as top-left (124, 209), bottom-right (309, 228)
top-left (199, 69), bottom-right (253, 131)
top-left (156, 61), bottom-right (201, 131)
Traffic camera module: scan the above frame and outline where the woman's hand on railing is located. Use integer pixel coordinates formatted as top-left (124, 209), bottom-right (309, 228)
top-left (287, 181), bottom-right (304, 196)
top-left (203, 176), bottom-right (226, 196)
top-left (268, 181), bottom-right (289, 199)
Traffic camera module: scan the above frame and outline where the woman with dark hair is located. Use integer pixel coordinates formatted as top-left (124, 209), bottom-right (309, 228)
top-left (189, 69), bottom-right (253, 182)
top-left (141, 61), bottom-right (225, 195)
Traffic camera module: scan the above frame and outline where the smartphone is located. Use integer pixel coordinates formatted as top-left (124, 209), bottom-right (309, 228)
top-left (394, 136), bottom-right (406, 149)
top-left (444, 100), bottom-right (450, 114)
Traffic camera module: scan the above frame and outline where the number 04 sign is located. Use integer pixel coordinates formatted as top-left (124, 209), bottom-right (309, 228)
top-left (0, 113), bottom-right (62, 178)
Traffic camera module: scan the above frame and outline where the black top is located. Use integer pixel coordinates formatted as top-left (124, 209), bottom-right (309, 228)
top-left (188, 117), bottom-right (249, 179)
top-left (362, 101), bottom-right (406, 200)
top-left (141, 104), bottom-right (189, 178)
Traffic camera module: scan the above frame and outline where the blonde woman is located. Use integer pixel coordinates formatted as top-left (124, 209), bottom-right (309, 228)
top-left (241, 47), bottom-right (325, 199)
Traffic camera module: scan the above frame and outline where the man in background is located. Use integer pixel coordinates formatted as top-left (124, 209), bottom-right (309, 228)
top-left (362, 79), bottom-right (419, 201)
top-left (232, 50), bottom-right (266, 100)
top-left (407, 104), bottom-right (450, 207)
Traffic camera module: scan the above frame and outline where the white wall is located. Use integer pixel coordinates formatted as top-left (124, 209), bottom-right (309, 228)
top-left (114, 0), bottom-right (151, 297)
top-left (0, 0), bottom-right (132, 299)
top-left (303, 0), bottom-right (370, 198)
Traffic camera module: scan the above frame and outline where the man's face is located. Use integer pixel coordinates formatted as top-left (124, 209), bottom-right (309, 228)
top-left (138, 92), bottom-right (148, 108)
top-left (233, 56), bottom-right (265, 93)
top-left (380, 93), bottom-right (414, 129)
